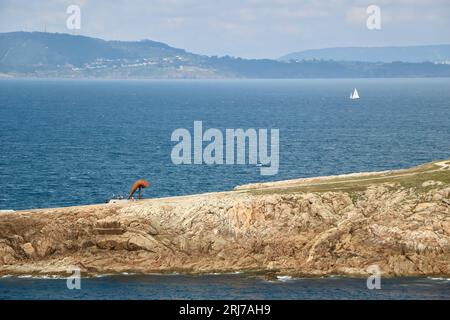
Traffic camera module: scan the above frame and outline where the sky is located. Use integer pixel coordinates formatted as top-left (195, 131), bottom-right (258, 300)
top-left (0, 0), bottom-right (449, 59)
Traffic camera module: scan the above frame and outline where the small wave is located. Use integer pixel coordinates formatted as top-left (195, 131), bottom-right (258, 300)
top-left (276, 275), bottom-right (293, 282)
top-left (16, 274), bottom-right (63, 279)
top-left (427, 277), bottom-right (450, 281)
top-left (94, 274), bottom-right (115, 278)
top-left (201, 271), bottom-right (245, 276)
top-left (35, 275), bottom-right (62, 280)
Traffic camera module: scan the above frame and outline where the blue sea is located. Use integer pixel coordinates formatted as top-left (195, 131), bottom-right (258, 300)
top-left (1, 78), bottom-right (450, 210)
top-left (0, 78), bottom-right (450, 299)
top-left (0, 274), bottom-right (449, 300)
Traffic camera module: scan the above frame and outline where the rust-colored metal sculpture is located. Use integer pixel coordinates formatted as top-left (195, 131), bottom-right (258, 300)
top-left (128, 179), bottom-right (150, 200)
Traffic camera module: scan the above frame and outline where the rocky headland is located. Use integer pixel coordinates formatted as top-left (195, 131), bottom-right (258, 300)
top-left (1, 160), bottom-right (449, 277)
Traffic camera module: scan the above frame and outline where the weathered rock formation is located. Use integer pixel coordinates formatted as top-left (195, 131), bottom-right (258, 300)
top-left (1, 160), bottom-right (449, 277)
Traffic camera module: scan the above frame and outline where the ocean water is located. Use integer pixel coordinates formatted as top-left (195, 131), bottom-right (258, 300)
top-left (1, 78), bottom-right (450, 210)
top-left (1, 79), bottom-right (450, 300)
top-left (0, 274), bottom-right (449, 300)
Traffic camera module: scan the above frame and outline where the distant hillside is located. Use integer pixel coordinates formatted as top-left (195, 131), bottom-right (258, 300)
top-left (280, 45), bottom-right (450, 63)
top-left (1, 32), bottom-right (450, 78)
top-left (0, 32), bottom-right (189, 66)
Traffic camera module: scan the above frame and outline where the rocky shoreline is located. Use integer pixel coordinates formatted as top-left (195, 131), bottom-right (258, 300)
top-left (1, 160), bottom-right (449, 277)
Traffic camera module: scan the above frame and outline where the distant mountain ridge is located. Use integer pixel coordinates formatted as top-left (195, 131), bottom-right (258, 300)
top-left (1, 32), bottom-right (450, 78)
top-left (0, 31), bottom-right (190, 67)
top-left (279, 45), bottom-right (450, 63)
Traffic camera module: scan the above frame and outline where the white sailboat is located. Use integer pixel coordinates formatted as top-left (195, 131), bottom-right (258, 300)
top-left (350, 88), bottom-right (360, 100)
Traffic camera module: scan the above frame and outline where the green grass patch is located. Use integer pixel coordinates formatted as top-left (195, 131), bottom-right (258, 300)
top-left (244, 160), bottom-right (450, 196)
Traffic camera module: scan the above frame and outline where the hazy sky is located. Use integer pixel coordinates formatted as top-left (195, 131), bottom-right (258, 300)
top-left (1, 0), bottom-right (449, 58)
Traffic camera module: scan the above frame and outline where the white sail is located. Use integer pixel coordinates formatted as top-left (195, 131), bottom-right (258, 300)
top-left (350, 88), bottom-right (360, 99)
